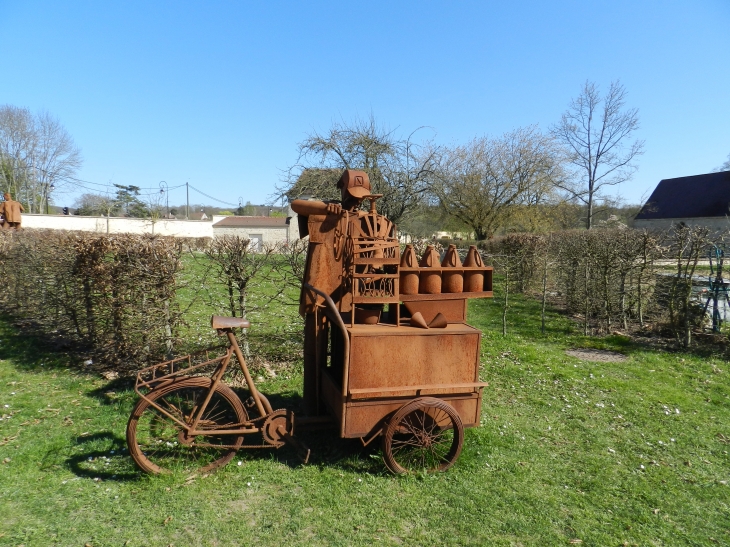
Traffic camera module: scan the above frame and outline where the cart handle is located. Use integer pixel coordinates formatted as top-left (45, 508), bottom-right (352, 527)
top-left (303, 283), bottom-right (351, 398)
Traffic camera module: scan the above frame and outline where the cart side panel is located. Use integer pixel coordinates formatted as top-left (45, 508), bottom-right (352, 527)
top-left (347, 329), bottom-right (480, 396)
top-left (342, 393), bottom-right (481, 438)
top-left (448, 394), bottom-right (482, 427)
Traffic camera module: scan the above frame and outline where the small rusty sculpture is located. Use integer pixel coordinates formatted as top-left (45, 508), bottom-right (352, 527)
top-left (127, 169), bottom-right (493, 475)
top-left (0, 193), bottom-right (24, 230)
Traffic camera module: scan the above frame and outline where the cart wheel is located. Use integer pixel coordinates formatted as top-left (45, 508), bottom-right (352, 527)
top-left (382, 397), bottom-right (464, 474)
top-left (127, 377), bottom-right (247, 474)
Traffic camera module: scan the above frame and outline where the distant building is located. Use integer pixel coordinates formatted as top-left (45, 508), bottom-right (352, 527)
top-left (634, 171), bottom-right (730, 232)
top-left (211, 215), bottom-right (298, 249)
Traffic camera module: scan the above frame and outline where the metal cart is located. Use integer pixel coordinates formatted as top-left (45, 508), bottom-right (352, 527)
top-left (126, 196), bottom-right (493, 474)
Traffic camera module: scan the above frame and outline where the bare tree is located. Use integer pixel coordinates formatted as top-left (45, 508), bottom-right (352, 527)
top-left (31, 111), bottom-right (82, 212)
top-left (0, 106), bottom-right (36, 205)
top-left (272, 239), bottom-right (309, 306)
top-left (551, 81), bottom-right (644, 230)
top-left (73, 193), bottom-right (119, 216)
top-left (0, 105), bottom-right (82, 213)
top-left (279, 115), bottom-right (439, 223)
top-left (432, 126), bottom-right (563, 240)
top-left (714, 153), bottom-right (730, 172)
top-left (204, 236), bottom-right (278, 358)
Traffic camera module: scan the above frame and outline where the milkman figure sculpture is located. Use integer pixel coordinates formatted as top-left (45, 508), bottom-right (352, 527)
top-left (0, 193), bottom-right (24, 230)
top-left (290, 169), bottom-right (393, 415)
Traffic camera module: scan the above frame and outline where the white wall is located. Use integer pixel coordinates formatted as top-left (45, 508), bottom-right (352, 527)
top-left (20, 214), bottom-right (214, 238)
top-left (18, 207), bottom-right (306, 243)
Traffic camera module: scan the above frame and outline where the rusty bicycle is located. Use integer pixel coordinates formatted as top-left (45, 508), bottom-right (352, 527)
top-left (126, 315), bottom-right (309, 474)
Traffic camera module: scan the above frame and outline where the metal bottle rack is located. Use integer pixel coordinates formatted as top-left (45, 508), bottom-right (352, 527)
top-left (346, 195), bottom-right (401, 326)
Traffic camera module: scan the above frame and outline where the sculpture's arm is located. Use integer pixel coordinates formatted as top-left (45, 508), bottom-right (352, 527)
top-left (291, 199), bottom-right (342, 216)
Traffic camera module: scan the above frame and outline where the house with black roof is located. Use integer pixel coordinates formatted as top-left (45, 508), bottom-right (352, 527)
top-left (634, 171), bottom-right (730, 231)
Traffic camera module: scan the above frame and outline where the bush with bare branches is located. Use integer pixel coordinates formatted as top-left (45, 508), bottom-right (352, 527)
top-left (0, 230), bottom-right (184, 367)
top-left (479, 226), bottom-right (730, 346)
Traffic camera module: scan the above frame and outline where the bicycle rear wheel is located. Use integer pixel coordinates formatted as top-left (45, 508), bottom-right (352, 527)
top-left (127, 377), bottom-right (247, 474)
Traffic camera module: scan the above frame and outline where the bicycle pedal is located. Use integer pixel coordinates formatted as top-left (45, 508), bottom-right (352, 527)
top-left (244, 396), bottom-right (256, 409)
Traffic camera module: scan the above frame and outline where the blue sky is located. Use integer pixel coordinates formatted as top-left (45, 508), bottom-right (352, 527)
top-left (1, 0), bottom-right (728, 209)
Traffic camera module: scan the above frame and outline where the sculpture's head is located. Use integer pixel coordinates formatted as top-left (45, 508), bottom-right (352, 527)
top-left (337, 170), bottom-right (371, 208)
top-left (3, 193), bottom-right (10, 201)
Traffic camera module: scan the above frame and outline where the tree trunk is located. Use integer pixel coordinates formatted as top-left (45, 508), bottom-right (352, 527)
top-left (584, 263), bottom-right (590, 336)
top-left (603, 268), bottom-right (611, 331)
top-left (502, 265), bottom-right (509, 336)
top-left (620, 273), bottom-right (628, 331)
top-left (227, 280), bottom-right (236, 317)
top-left (163, 299), bottom-right (174, 360)
top-left (541, 261), bottom-right (548, 335)
top-left (586, 190), bottom-right (594, 230)
top-left (540, 235), bottom-right (551, 335)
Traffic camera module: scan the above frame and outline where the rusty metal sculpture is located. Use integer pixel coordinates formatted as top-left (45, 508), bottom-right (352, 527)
top-left (127, 169), bottom-right (493, 475)
top-left (0, 193), bottom-right (24, 230)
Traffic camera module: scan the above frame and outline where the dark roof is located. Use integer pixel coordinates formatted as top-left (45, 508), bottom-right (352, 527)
top-left (635, 171), bottom-right (730, 220)
top-left (213, 216), bottom-right (288, 227)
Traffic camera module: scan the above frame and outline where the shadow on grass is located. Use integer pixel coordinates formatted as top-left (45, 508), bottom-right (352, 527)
top-left (0, 314), bottom-right (79, 372)
top-left (64, 432), bottom-right (139, 482)
top-left (86, 376), bottom-right (137, 405)
top-left (64, 387), bottom-right (385, 481)
top-left (231, 387), bottom-right (386, 475)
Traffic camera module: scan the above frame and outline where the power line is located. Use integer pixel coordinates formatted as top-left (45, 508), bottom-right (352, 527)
top-left (22, 166), bottom-right (187, 192)
top-left (13, 166), bottom-right (241, 208)
top-left (187, 184), bottom-right (239, 207)
top-left (65, 177), bottom-right (186, 192)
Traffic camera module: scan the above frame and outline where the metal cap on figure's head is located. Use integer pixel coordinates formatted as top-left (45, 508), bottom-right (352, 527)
top-left (337, 169), bottom-right (371, 199)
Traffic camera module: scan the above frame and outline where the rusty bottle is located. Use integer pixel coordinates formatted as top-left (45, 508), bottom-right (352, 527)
top-left (399, 244), bottom-right (419, 295)
top-left (463, 245), bottom-right (484, 293)
top-left (418, 245), bottom-right (442, 294)
top-left (441, 244), bottom-right (463, 293)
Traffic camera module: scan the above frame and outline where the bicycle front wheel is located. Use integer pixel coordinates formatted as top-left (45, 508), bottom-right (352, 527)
top-left (127, 377), bottom-right (247, 474)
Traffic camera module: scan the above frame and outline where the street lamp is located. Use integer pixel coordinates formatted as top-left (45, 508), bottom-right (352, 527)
top-left (159, 181), bottom-right (168, 218)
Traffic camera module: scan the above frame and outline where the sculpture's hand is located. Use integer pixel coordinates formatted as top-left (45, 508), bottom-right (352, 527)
top-left (326, 203), bottom-right (343, 215)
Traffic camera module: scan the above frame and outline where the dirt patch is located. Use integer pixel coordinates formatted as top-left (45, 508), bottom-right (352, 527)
top-left (565, 348), bottom-right (627, 362)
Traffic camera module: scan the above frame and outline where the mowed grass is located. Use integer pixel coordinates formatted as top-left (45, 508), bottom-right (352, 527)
top-left (0, 278), bottom-right (729, 546)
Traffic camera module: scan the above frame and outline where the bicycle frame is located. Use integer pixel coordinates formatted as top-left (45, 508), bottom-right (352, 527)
top-left (133, 328), bottom-right (274, 439)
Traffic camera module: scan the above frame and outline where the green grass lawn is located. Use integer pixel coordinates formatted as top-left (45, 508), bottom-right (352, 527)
top-left (173, 254), bottom-right (304, 364)
top-left (1, 285), bottom-right (729, 546)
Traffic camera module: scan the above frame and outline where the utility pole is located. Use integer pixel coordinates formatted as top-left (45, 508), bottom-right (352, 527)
top-left (186, 182), bottom-right (190, 220)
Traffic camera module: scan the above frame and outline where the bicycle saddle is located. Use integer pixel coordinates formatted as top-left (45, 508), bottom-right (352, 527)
top-left (210, 315), bottom-right (251, 330)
